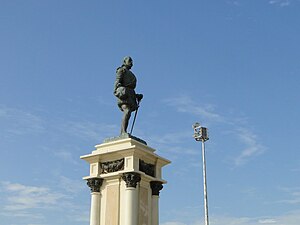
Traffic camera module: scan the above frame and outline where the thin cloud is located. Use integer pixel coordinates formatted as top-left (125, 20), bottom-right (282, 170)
top-left (269, 0), bottom-right (292, 6)
top-left (227, 0), bottom-right (297, 8)
top-left (259, 219), bottom-right (277, 223)
top-left (0, 105), bottom-right (45, 137)
top-left (1, 182), bottom-right (66, 211)
top-left (0, 180), bottom-right (89, 224)
top-left (212, 216), bottom-right (255, 225)
top-left (0, 211), bottom-right (44, 219)
top-left (61, 121), bottom-right (117, 142)
top-left (163, 95), bottom-right (224, 122)
top-left (226, 0), bottom-right (241, 6)
top-left (145, 131), bottom-right (203, 177)
top-left (162, 211), bottom-right (300, 225)
top-left (164, 95), bottom-right (266, 166)
top-left (54, 150), bottom-right (79, 165)
top-left (58, 176), bottom-right (85, 194)
top-left (159, 145), bottom-right (199, 157)
top-left (70, 211), bottom-right (90, 222)
top-left (278, 187), bottom-right (300, 204)
top-left (27, 224), bottom-right (47, 225)
top-left (147, 131), bottom-right (200, 161)
top-left (233, 128), bottom-right (266, 166)
top-left (161, 223), bottom-right (186, 225)
top-left (150, 131), bottom-right (192, 145)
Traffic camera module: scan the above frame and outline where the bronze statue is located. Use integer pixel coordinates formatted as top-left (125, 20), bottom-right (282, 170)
top-left (114, 56), bottom-right (143, 135)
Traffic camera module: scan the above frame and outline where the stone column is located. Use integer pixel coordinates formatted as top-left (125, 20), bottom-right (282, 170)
top-left (150, 181), bottom-right (163, 225)
top-left (122, 172), bottom-right (141, 225)
top-left (87, 178), bottom-right (103, 225)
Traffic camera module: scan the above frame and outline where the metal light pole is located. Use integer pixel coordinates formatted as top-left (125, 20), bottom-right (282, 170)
top-left (193, 122), bottom-right (209, 225)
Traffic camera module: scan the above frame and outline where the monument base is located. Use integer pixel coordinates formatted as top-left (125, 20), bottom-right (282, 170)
top-left (81, 137), bottom-right (170, 225)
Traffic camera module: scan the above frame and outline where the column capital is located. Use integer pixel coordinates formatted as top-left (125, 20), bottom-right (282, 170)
top-left (122, 172), bottom-right (141, 188)
top-left (87, 177), bottom-right (103, 193)
top-left (150, 181), bottom-right (163, 196)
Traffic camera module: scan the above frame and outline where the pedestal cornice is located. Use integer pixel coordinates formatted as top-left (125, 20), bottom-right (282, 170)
top-left (81, 138), bottom-right (170, 167)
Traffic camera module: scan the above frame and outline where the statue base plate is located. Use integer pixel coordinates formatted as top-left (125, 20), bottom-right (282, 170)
top-left (103, 133), bottom-right (147, 145)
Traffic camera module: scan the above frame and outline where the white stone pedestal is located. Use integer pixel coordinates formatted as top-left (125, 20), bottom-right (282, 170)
top-left (81, 137), bottom-right (170, 225)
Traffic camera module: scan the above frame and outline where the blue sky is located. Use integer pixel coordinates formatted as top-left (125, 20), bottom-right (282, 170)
top-left (0, 0), bottom-right (300, 225)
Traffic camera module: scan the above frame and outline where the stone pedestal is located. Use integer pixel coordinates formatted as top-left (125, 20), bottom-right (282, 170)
top-left (81, 137), bottom-right (170, 225)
